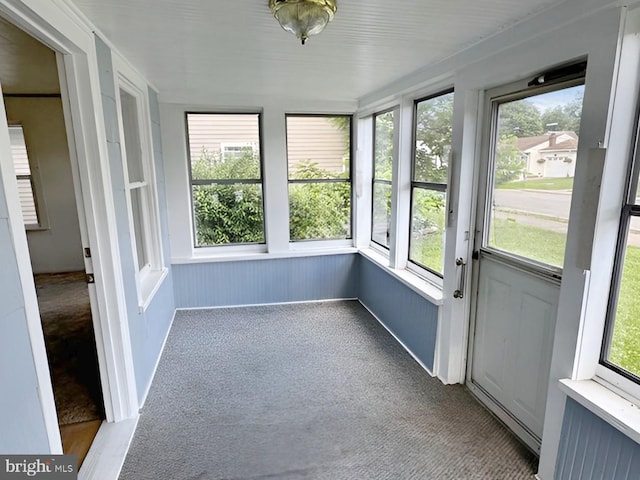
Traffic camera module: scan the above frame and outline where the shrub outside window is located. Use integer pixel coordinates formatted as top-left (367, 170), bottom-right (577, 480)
top-left (186, 113), bottom-right (265, 247)
top-left (286, 115), bottom-right (352, 241)
top-left (409, 90), bottom-right (454, 275)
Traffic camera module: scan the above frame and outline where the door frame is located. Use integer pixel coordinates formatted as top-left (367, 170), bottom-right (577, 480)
top-left (0, 0), bottom-right (139, 451)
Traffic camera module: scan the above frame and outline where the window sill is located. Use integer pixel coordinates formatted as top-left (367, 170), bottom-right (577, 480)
top-left (559, 378), bottom-right (640, 445)
top-left (358, 248), bottom-right (444, 306)
top-left (172, 246), bottom-right (358, 265)
top-left (138, 267), bottom-right (168, 313)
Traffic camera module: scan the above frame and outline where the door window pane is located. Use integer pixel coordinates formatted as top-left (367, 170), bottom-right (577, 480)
top-left (487, 84), bottom-right (584, 268)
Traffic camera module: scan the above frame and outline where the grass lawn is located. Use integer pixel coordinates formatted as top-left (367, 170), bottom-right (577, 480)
top-left (497, 176), bottom-right (574, 190)
top-left (490, 218), bottom-right (640, 376)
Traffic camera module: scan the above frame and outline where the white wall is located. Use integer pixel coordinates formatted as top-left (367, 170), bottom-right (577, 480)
top-left (5, 96), bottom-right (84, 273)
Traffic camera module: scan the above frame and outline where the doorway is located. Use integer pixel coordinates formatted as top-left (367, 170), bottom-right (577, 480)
top-left (0, 17), bottom-right (104, 464)
top-left (467, 72), bottom-right (586, 452)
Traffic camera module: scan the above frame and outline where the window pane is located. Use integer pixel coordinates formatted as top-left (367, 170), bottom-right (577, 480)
top-left (286, 115), bottom-right (351, 241)
top-left (120, 89), bottom-right (145, 183)
top-left (287, 116), bottom-right (350, 178)
top-left (487, 84), bottom-right (584, 268)
top-left (414, 92), bottom-right (454, 183)
top-left (606, 224), bottom-right (640, 377)
top-left (372, 182), bottom-right (391, 247)
top-left (410, 188), bottom-right (446, 272)
top-left (9, 126), bottom-right (39, 226)
top-left (187, 114), bottom-right (261, 181)
top-left (192, 184), bottom-right (264, 246)
top-left (130, 187), bottom-right (148, 271)
top-left (374, 111), bottom-right (394, 181)
top-left (289, 182), bottom-right (351, 241)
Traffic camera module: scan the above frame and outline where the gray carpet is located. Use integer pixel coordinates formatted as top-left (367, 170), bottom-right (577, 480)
top-left (120, 301), bottom-right (537, 479)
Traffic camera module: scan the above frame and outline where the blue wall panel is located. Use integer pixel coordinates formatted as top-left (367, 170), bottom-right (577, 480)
top-left (556, 398), bottom-right (640, 480)
top-left (173, 253), bottom-right (358, 308)
top-left (95, 35), bottom-right (175, 402)
top-left (0, 219), bottom-right (49, 453)
top-left (358, 255), bottom-right (438, 372)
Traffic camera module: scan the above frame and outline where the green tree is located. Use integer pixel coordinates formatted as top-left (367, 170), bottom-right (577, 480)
top-left (495, 134), bottom-right (525, 184)
top-left (541, 92), bottom-right (583, 134)
top-left (498, 101), bottom-right (544, 137)
top-left (414, 93), bottom-right (454, 183)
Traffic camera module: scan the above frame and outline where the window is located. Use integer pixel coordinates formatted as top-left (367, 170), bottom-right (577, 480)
top-left (372, 109), bottom-right (395, 248)
top-left (486, 83), bottom-right (584, 269)
top-left (409, 90), bottom-right (454, 275)
top-left (186, 113), bottom-right (265, 247)
top-left (117, 78), bottom-right (165, 308)
top-left (286, 115), bottom-right (352, 241)
top-left (602, 139), bottom-right (640, 383)
top-left (9, 125), bottom-right (40, 227)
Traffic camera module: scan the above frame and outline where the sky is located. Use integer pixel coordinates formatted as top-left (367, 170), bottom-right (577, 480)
top-left (526, 84), bottom-right (584, 112)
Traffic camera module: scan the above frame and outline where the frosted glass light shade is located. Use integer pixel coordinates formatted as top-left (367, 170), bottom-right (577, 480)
top-left (269, 0), bottom-right (337, 45)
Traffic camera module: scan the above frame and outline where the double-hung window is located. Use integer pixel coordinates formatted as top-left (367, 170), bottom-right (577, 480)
top-left (601, 137), bottom-right (640, 389)
top-left (371, 109), bottom-right (396, 249)
top-left (286, 115), bottom-right (352, 241)
top-left (186, 113), bottom-right (265, 247)
top-left (116, 71), bottom-right (165, 309)
top-left (409, 90), bottom-right (454, 275)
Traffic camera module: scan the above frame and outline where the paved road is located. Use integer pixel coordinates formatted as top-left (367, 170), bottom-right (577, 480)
top-left (492, 188), bottom-right (640, 246)
top-left (494, 189), bottom-right (571, 219)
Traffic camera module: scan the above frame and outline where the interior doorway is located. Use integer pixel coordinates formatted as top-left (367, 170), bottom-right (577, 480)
top-left (0, 16), bottom-right (104, 465)
top-left (466, 71), bottom-right (586, 453)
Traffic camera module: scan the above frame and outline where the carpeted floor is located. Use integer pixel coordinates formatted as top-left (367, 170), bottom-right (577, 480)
top-left (120, 301), bottom-right (537, 480)
top-left (36, 271), bottom-right (104, 426)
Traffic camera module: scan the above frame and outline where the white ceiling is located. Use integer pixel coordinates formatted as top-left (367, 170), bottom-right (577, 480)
top-left (70, 0), bottom-right (565, 104)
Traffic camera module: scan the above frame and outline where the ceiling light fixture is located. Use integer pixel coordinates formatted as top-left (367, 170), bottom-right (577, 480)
top-left (269, 0), bottom-right (337, 45)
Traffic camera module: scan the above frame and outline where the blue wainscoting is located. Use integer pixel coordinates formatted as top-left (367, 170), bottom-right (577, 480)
top-left (555, 398), bottom-right (640, 479)
top-left (173, 253), bottom-right (358, 308)
top-left (358, 255), bottom-right (438, 372)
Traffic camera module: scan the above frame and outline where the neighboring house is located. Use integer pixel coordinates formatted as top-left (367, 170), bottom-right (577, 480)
top-left (187, 114), bottom-right (347, 176)
top-left (516, 131), bottom-right (579, 178)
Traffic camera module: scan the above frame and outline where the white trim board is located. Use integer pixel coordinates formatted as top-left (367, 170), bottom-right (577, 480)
top-left (78, 417), bottom-right (139, 480)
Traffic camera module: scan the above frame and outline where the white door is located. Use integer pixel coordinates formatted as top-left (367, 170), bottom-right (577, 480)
top-left (467, 74), bottom-right (586, 452)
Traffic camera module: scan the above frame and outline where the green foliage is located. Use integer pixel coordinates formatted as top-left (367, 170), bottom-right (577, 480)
top-left (498, 101), bottom-right (544, 137)
top-left (540, 92), bottom-right (583, 135)
top-left (374, 112), bottom-right (394, 180)
top-left (495, 134), bottom-right (526, 185)
top-left (289, 160), bottom-right (350, 241)
top-left (497, 176), bottom-right (574, 191)
top-left (410, 189), bottom-right (446, 272)
top-left (191, 149), bottom-right (264, 246)
top-left (414, 93), bottom-right (454, 183)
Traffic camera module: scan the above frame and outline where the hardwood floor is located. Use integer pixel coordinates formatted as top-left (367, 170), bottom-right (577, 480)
top-left (60, 419), bottom-right (102, 468)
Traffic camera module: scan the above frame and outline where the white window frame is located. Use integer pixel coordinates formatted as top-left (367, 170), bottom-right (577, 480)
top-left (406, 89), bottom-right (455, 283)
top-left (285, 113), bottom-right (354, 245)
top-left (114, 59), bottom-right (166, 312)
top-left (371, 107), bottom-right (398, 254)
